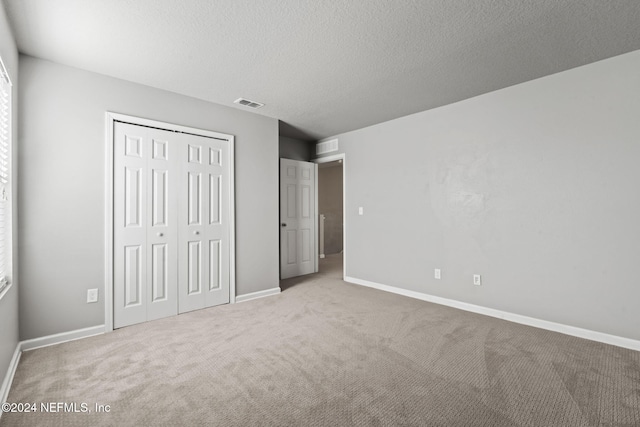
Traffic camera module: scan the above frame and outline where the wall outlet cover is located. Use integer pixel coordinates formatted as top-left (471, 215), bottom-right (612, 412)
top-left (473, 274), bottom-right (482, 286)
top-left (434, 269), bottom-right (441, 279)
top-left (87, 288), bottom-right (99, 303)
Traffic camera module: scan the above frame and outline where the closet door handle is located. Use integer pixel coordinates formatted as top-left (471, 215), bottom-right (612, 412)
top-left (194, 231), bottom-right (200, 235)
top-left (157, 232), bottom-right (164, 237)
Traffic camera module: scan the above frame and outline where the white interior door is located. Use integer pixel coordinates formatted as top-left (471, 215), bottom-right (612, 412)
top-left (179, 133), bottom-right (231, 313)
top-left (113, 119), bottom-right (232, 328)
top-left (113, 122), bottom-right (178, 328)
top-left (280, 158), bottom-right (317, 279)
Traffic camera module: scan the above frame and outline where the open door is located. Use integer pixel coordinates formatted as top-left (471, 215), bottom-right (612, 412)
top-left (280, 158), bottom-right (317, 279)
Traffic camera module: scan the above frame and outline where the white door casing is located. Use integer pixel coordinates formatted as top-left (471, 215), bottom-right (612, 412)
top-left (280, 158), bottom-right (317, 279)
top-left (110, 115), bottom-right (234, 329)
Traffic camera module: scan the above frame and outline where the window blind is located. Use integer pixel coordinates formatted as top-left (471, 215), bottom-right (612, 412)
top-left (0, 59), bottom-right (11, 295)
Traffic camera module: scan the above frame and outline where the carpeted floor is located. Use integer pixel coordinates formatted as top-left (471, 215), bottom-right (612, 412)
top-left (2, 254), bottom-right (639, 426)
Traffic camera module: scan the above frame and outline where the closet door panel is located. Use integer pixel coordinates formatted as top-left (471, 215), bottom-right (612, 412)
top-left (114, 123), bottom-right (179, 327)
top-left (114, 123), bottom-right (149, 328)
top-left (179, 134), bottom-right (230, 313)
top-left (146, 132), bottom-right (178, 321)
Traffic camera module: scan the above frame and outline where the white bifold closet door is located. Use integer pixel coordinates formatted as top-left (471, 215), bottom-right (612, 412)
top-left (113, 121), bottom-right (230, 329)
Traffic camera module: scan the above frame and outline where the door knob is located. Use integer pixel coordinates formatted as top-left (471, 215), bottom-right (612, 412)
top-left (281, 223), bottom-right (287, 227)
top-left (157, 232), bottom-right (164, 237)
top-left (194, 231), bottom-right (200, 235)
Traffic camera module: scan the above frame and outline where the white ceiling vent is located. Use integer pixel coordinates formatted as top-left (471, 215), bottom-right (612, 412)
top-left (316, 139), bottom-right (338, 155)
top-left (234, 97), bottom-right (264, 109)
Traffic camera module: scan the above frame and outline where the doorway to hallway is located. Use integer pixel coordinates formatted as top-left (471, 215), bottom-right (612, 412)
top-left (317, 158), bottom-right (344, 278)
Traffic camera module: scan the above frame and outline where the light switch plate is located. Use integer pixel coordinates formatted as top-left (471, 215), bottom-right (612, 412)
top-left (87, 288), bottom-right (99, 303)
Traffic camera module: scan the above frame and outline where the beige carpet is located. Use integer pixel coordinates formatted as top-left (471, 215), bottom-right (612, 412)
top-left (2, 254), bottom-right (639, 426)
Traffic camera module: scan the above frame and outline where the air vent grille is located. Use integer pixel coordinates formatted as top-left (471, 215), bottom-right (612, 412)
top-left (234, 98), bottom-right (265, 109)
top-left (316, 139), bottom-right (338, 155)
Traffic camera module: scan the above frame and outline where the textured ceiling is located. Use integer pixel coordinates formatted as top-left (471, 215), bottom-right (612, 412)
top-left (4, 0), bottom-right (640, 141)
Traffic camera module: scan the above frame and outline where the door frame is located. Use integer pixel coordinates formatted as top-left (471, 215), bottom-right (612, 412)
top-left (313, 153), bottom-right (346, 279)
top-left (104, 112), bottom-right (236, 332)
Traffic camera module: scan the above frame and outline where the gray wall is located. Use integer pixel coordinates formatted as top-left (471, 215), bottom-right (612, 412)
top-left (316, 50), bottom-right (640, 341)
top-left (0, 2), bottom-right (19, 388)
top-left (318, 164), bottom-right (343, 255)
top-left (279, 136), bottom-right (312, 161)
top-left (18, 55), bottom-right (279, 340)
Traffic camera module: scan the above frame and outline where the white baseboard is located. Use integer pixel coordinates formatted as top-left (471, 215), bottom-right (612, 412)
top-left (1, 325), bottom-right (105, 409)
top-left (20, 325), bottom-right (106, 352)
top-left (1, 344), bottom-right (21, 405)
top-left (344, 276), bottom-right (640, 352)
top-left (320, 254), bottom-right (326, 259)
top-left (235, 287), bottom-right (281, 303)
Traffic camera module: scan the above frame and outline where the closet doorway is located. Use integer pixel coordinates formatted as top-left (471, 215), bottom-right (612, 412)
top-left (105, 113), bottom-right (235, 330)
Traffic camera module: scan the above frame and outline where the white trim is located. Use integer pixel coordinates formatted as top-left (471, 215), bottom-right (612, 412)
top-left (313, 153), bottom-right (346, 279)
top-left (314, 163), bottom-right (319, 273)
top-left (105, 112), bottom-right (237, 331)
top-left (0, 344), bottom-right (20, 405)
top-left (229, 136), bottom-right (236, 304)
top-left (345, 276), bottom-right (640, 352)
top-left (104, 114), bottom-right (114, 331)
top-left (106, 112), bottom-right (233, 139)
top-left (235, 287), bottom-right (281, 303)
top-left (20, 325), bottom-right (106, 352)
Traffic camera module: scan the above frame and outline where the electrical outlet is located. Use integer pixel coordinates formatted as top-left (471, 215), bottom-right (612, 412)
top-left (434, 269), bottom-right (441, 280)
top-left (87, 288), bottom-right (99, 303)
top-left (358, 207), bottom-right (364, 215)
top-left (473, 274), bottom-right (482, 286)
